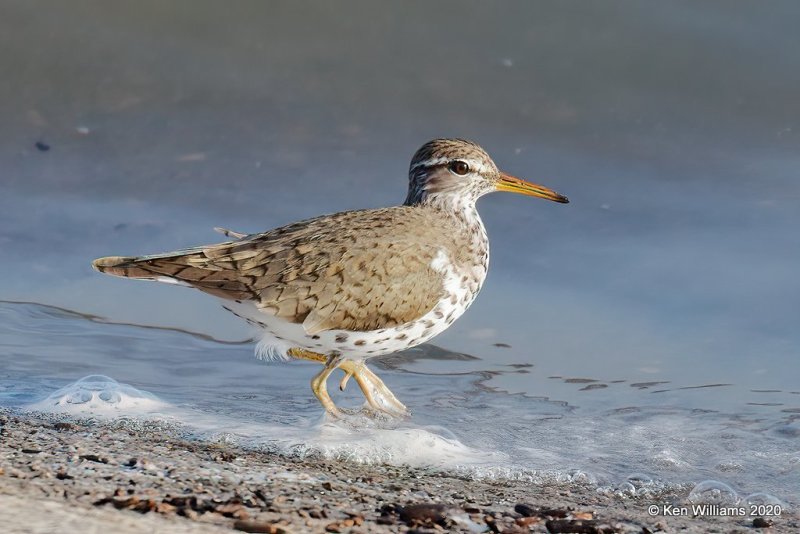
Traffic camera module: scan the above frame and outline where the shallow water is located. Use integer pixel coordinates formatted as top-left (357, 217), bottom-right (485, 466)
top-left (1, 0), bottom-right (799, 506)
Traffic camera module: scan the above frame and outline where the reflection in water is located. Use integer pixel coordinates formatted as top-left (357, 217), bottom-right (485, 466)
top-left (1, 0), bottom-right (799, 507)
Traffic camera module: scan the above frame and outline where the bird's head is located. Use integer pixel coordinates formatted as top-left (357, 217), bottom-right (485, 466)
top-left (404, 138), bottom-right (569, 208)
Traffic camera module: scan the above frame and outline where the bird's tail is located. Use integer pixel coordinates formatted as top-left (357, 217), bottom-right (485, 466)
top-left (91, 247), bottom-right (250, 300)
top-left (92, 255), bottom-right (153, 279)
top-left (92, 249), bottom-right (199, 281)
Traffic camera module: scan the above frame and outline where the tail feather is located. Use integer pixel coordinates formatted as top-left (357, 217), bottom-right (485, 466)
top-left (92, 255), bottom-right (156, 279)
top-left (91, 250), bottom-right (252, 300)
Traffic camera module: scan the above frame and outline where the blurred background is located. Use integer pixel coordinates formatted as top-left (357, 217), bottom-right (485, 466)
top-left (1, 0), bottom-right (798, 500)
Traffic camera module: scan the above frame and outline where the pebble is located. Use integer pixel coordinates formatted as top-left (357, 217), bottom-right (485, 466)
top-left (233, 520), bottom-right (289, 533)
top-left (753, 517), bottom-right (774, 528)
top-left (545, 519), bottom-right (611, 534)
top-left (1, 411), bottom-right (792, 534)
top-left (398, 503), bottom-right (450, 525)
top-left (80, 454), bottom-right (109, 464)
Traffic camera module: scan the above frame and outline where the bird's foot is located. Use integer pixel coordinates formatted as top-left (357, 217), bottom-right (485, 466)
top-left (288, 347), bottom-right (409, 418)
top-left (349, 361), bottom-right (410, 418)
top-left (309, 353), bottom-right (344, 418)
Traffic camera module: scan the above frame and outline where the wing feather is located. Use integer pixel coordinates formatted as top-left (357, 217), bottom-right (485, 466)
top-left (92, 207), bottom-right (450, 332)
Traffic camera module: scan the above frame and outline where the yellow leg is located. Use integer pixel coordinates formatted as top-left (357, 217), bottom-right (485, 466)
top-left (288, 348), bottom-right (328, 364)
top-left (309, 353), bottom-right (344, 417)
top-left (287, 348), bottom-right (409, 417)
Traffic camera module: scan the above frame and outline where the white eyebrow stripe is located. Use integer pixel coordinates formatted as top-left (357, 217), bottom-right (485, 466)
top-left (410, 158), bottom-right (490, 174)
top-left (410, 157), bottom-right (449, 171)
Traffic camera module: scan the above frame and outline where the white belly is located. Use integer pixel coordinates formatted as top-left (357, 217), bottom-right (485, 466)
top-left (223, 249), bottom-right (485, 361)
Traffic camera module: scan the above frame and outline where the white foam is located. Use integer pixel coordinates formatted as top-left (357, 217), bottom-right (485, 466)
top-left (26, 375), bottom-right (168, 417)
top-left (293, 421), bottom-right (501, 467)
top-left (182, 410), bottom-right (502, 470)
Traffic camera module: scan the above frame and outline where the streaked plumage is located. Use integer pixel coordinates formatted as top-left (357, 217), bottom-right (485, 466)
top-left (93, 138), bottom-right (568, 416)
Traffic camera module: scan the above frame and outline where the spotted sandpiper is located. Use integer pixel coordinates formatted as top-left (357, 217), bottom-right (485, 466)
top-left (93, 139), bottom-right (568, 417)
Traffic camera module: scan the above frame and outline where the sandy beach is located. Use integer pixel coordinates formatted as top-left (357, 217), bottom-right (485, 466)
top-left (1, 410), bottom-right (792, 533)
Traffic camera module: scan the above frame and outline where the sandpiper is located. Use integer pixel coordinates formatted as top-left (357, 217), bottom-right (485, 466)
top-left (93, 139), bottom-right (568, 417)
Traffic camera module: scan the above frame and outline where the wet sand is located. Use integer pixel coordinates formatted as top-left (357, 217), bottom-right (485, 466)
top-left (2, 410), bottom-right (792, 533)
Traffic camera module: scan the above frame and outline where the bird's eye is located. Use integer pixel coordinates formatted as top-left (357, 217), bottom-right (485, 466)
top-left (449, 160), bottom-right (470, 176)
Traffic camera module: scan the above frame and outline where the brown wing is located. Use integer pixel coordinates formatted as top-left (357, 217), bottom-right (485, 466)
top-left (92, 207), bottom-right (448, 332)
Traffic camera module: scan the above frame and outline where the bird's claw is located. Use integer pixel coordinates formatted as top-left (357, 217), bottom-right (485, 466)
top-left (339, 369), bottom-right (353, 391)
top-left (288, 348), bottom-right (408, 418)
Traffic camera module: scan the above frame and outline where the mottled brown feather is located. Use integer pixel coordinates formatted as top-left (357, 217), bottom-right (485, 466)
top-left (93, 206), bottom-right (480, 332)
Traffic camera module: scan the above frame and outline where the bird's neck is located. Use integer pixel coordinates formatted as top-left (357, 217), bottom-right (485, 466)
top-left (420, 194), bottom-right (490, 292)
top-left (409, 192), bottom-right (481, 228)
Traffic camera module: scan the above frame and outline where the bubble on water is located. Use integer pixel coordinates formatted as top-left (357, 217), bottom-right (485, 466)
top-left (626, 472), bottom-right (654, 487)
top-left (687, 480), bottom-right (739, 505)
top-left (98, 389), bottom-right (122, 403)
top-left (26, 375), bottom-right (166, 416)
top-left (743, 493), bottom-right (783, 506)
top-left (66, 389), bottom-right (92, 404)
top-left (615, 481), bottom-right (637, 497)
top-left (625, 472), bottom-right (655, 496)
top-left (568, 469), bottom-right (597, 485)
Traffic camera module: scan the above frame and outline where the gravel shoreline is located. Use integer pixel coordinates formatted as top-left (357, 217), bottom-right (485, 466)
top-left (0, 410), bottom-right (794, 533)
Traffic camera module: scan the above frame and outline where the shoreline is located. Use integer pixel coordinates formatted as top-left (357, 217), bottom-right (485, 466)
top-left (0, 410), bottom-right (793, 533)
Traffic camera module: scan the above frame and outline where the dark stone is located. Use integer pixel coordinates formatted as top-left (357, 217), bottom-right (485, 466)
top-left (515, 504), bottom-right (570, 518)
top-left (35, 141), bottom-right (50, 151)
top-left (753, 517), bottom-right (774, 528)
top-left (545, 519), bottom-right (609, 534)
top-left (79, 454), bottom-right (109, 464)
top-left (252, 488), bottom-right (271, 506)
top-left (515, 503), bottom-right (536, 516)
top-left (53, 422), bottom-right (74, 431)
top-left (398, 503), bottom-right (449, 525)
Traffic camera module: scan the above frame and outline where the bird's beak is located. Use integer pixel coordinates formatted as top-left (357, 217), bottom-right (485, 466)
top-left (495, 172), bottom-right (569, 204)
